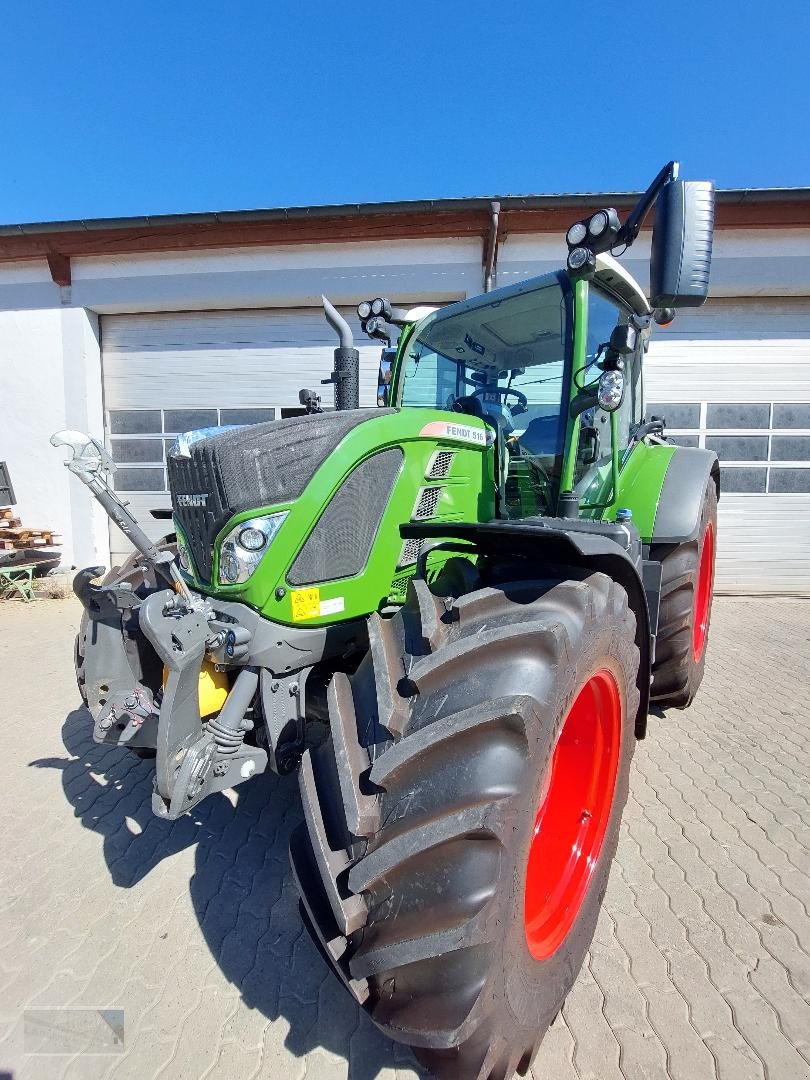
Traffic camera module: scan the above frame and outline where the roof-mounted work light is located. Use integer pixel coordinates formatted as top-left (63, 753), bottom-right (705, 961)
top-left (567, 246), bottom-right (596, 275)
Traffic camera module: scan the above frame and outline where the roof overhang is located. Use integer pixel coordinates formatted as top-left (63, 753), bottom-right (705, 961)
top-left (0, 187), bottom-right (808, 281)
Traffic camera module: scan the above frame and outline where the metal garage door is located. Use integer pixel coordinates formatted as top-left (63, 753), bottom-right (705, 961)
top-left (645, 297), bottom-right (810, 594)
top-left (100, 307), bottom-right (381, 562)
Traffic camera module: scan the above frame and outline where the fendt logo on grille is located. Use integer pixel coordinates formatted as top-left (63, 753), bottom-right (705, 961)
top-left (176, 493), bottom-right (208, 507)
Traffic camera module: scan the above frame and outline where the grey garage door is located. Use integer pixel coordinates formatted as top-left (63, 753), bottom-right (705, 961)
top-left (645, 297), bottom-right (810, 593)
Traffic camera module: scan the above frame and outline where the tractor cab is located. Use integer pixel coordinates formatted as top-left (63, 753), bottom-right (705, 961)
top-left (359, 255), bottom-right (650, 524)
top-left (360, 161), bottom-right (713, 525)
top-left (372, 255), bottom-right (651, 520)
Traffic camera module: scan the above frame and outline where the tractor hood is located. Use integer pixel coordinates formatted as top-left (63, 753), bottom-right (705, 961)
top-left (168, 409), bottom-right (396, 582)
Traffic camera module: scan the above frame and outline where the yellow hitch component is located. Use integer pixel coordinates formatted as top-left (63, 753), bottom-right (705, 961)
top-left (162, 660), bottom-right (229, 718)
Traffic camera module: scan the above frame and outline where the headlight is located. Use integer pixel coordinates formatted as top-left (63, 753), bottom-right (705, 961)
top-left (218, 511), bottom-right (288, 585)
top-left (567, 246), bottom-right (595, 274)
top-left (357, 300), bottom-right (371, 319)
top-left (238, 526), bottom-right (266, 551)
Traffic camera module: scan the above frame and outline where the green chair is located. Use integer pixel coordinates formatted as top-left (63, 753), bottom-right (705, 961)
top-left (0, 563), bottom-right (36, 602)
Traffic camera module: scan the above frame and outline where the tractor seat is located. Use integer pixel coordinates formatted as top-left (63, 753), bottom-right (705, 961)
top-left (452, 396), bottom-right (486, 420)
top-left (519, 414), bottom-right (563, 456)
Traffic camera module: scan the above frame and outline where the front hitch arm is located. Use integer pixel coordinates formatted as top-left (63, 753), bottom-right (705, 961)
top-left (139, 591), bottom-right (267, 820)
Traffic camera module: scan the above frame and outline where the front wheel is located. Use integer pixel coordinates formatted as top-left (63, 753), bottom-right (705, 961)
top-left (291, 570), bottom-right (640, 1079)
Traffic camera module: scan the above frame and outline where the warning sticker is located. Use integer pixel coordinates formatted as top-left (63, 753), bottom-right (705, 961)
top-left (291, 587), bottom-right (320, 621)
top-left (290, 589), bottom-right (346, 621)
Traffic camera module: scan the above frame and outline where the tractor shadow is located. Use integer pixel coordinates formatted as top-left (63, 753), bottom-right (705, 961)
top-left (31, 707), bottom-right (429, 1080)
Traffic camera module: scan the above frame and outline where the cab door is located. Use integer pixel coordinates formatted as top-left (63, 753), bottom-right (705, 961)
top-left (572, 285), bottom-right (643, 512)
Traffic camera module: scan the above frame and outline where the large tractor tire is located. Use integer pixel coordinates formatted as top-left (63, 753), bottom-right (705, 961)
top-left (650, 478), bottom-right (717, 709)
top-left (291, 569), bottom-right (640, 1080)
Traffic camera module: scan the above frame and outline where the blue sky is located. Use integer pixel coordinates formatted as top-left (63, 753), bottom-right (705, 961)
top-left (1, 1), bottom-right (807, 223)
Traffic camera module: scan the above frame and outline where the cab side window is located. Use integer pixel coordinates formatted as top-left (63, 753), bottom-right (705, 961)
top-left (615, 331), bottom-right (644, 455)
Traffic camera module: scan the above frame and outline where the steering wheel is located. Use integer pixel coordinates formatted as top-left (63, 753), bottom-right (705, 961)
top-left (471, 385), bottom-right (528, 415)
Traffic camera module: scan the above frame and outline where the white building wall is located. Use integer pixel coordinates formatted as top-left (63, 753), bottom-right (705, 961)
top-left (0, 306), bottom-right (107, 568)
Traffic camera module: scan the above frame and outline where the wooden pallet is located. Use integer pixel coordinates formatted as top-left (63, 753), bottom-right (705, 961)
top-left (0, 507), bottom-right (21, 528)
top-left (0, 509), bottom-right (61, 550)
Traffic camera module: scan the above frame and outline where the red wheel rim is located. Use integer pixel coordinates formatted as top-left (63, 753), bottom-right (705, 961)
top-left (692, 522), bottom-right (715, 662)
top-left (524, 669), bottom-right (622, 961)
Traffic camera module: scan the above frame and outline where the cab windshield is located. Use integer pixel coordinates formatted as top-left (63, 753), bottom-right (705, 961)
top-left (398, 274), bottom-right (571, 513)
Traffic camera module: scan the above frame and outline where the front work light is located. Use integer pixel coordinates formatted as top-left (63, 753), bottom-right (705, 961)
top-left (567, 246), bottom-right (596, 275)
top-left (597, 369), bottom-right (625, 412)
top-left (588, 210), bottom-right (610, 238)
top-left (218, 511), bottom-right (288, 585)
top-left (587, 208), bottom-right (620, 249)
top-left (566, 221), bottom-right (588, 246)
top-left (357, 300), bottom-right (372, 319)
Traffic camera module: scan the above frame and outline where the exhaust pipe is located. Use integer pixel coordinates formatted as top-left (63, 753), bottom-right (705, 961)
top-left (321, 295), bottom-right (360, 411)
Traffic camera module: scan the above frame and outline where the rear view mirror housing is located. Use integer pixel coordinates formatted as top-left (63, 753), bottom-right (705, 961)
top-left (650, 179), bottom-right (715, 309)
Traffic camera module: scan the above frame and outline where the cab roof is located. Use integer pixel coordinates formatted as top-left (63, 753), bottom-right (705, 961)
top-left (594, 254), bottom-right (651, 316)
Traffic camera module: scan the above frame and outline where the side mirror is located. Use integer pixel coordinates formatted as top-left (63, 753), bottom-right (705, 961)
top-left (608, 323), bottom-right (637, 355)
top-left (650, 179), bottom-right (715, 309)
top-left (377, 346), bottom-right (396, 407)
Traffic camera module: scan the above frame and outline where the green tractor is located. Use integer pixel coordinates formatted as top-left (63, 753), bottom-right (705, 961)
top-left (54, 161), bottom-right (718, 1080)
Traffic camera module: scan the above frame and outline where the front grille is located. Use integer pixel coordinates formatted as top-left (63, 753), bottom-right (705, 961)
top-left (413, 486), bottom-right (443, 520)
top-left (167, 445), bottom-right (230, 582)
top-left (389, 574), bottom-right (411, 601)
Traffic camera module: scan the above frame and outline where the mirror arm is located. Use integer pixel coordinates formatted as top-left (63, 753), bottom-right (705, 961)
top-left (616, 160), bottom-right (679, 249)
top-left (570, 389), bottom-right (599, 419)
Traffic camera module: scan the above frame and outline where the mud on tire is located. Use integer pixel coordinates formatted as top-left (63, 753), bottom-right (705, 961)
top-left (650, 478), bottom-right (717, 710)
top-left (291, 568), bottom-right (640, 1080)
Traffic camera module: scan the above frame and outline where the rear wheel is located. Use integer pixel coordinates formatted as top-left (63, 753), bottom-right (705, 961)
top-left (650, 478), bottom-right (717, 709)
top-left (291, 569), bottom-right (639, 1079)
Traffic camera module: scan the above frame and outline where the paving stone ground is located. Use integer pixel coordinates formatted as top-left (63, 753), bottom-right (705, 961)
top-left (0, 596), bottom-right (808, 1080)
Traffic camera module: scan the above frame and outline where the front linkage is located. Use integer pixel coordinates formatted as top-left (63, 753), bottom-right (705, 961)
top-left (58, 431), bottom-right (341, 819)
top-left (75, 562), bottom-right (267, 818)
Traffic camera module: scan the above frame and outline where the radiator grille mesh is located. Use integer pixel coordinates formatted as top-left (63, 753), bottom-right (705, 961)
top-left (414, 486), bottom-right (443, 520)
top-left (287, 449), bottom-right (403, 587)
top-left (398, 537), bottom-right (423, 568)
top-left (427, 451), bottom-right (455, 479)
